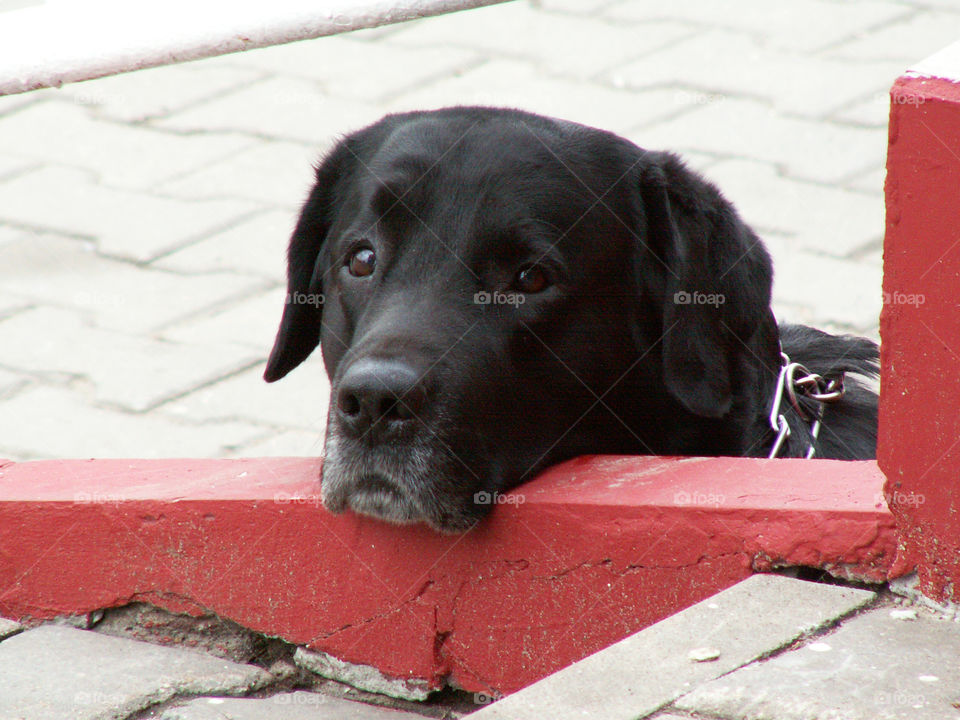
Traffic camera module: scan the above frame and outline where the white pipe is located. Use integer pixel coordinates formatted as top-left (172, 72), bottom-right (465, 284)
top-left (0, 0), bottom-right (510, 96)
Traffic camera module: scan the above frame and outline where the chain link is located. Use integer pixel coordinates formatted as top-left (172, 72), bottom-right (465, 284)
top-left (768, 351), bottom-right (846, 459)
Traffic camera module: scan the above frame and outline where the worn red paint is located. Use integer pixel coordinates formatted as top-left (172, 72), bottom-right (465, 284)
top-left (0, 455), bottom-right (896, 693)
top-left (879, 74), bottom-right (960, 605)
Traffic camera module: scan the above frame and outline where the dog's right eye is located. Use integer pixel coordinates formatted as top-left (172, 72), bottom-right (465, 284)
top-left (347, 247), bottom-right (377, 277)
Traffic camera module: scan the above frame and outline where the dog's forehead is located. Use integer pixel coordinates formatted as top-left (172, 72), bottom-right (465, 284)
top-left (367, 114), bottom-right (581, 184)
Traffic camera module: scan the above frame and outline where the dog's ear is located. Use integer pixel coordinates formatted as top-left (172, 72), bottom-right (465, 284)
top-left (636, 152), bottom-right (777, 418)
top-left (264, 141), bottom-right (355, 383)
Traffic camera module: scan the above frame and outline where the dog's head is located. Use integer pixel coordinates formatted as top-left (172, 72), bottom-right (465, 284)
top-left (265, 107), bottom-right (779, 532)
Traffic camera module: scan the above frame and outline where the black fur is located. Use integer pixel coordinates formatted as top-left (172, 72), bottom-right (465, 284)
top-left (265, 107), bottom-right (879, 532)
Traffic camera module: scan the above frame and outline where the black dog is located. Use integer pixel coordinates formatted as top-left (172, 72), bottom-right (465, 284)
top-left (265, 107), bottom-right (878, 532)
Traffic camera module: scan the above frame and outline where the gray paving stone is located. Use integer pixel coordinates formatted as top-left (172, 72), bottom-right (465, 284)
top-left (0, 617), bottom-right (22, 640)
top-left (160, 691), bottom-right (425, 719)
top-left (160, 288), bottom-right (285, 351)
top-left (156, 139), bottom-right (317, 209)
top-left (530, 0), bottom-right (619, 14)
top-left (0, 624), bottom-right (270, 720)
top-left (296, 648), bottom-right (433, 702)
top-left (0, 366), bottom-right (30, 399)
top-left (156, 75), bottom-right (383, 145)
top-left (0, 293), bottom-right (31, 323)
top-left (629, 98), bottom-right (888, 184)
top-left (385, 2), bottom-right (696, 81)
top-left (0, 231), bottom-right (268, 333)
top-left (0, 101), bottom-right (252, 190)
top-left (0, 152), bottom-right (36, 181)
top-left (0, 306), bottom-right (262, 412)
top-left (610, 29), bottom-right (905, 119)
top-left (767, 245), bottom-right (883, 333)
top-left (223, 34), bottom-right (481, 103)
top-left (153, 209), bottom-right (292, 279)
top-left (0, 385), bottom-right (267, 460)
top-left (847, 167), bottom-right (887, 195)
top-left (673, 606), bottom-right (960, 720)
top-left (701, 159), bottom-right (883, 258)
top-left (231, 428), bottom-right (324, 458)
top-left (470, 574), bottom-right (876, 720)
top-left (162, 363), bottom-right (330, 435)
top-left (387, 59), bottom-right (685, 136)
top-left (0, 87), bottom-right (39, 117)
top-left (833, 91), bottom-right (892, 128)
top-left (0, 165), bottom-right (258, 261)
top-left (56, 61), bottom-right (265, 123)
top-left (825, 10), bottom-right (960, 64)
top-left (604, 0), bottom-right (910, 53)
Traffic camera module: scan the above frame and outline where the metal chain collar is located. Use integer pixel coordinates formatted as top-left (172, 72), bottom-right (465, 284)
top-left (768, 351), bottom-right (846, 459)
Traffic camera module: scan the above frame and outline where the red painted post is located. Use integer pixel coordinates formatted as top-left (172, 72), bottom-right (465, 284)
top-left (879, 55), bottom-right (960, 605)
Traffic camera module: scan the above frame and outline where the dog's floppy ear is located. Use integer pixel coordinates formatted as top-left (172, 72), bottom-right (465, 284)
top-left (264, 141), bottom-right (355, 383)
top-left (637, 152), bottom-right (777, 418)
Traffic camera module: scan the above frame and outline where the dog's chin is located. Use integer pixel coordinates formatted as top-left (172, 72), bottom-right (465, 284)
top-left (319, 430), bottom-right (488, 533)
top-left (320, 468), bottom-right (482, 534)
top-left (338, 474), bottom-right (423, 525)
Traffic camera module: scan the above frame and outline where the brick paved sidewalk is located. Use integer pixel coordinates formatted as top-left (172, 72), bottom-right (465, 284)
top-left (0, 0), bottom-right (955, 460)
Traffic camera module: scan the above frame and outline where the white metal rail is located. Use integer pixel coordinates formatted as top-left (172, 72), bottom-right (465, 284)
top-left (0, 0), bottom-right (510, 96)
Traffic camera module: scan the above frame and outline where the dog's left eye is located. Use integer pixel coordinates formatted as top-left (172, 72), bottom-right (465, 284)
top-left (514, 265), bottom-right (549, 294)
top-left (347, 247), bottom-right (377, 277)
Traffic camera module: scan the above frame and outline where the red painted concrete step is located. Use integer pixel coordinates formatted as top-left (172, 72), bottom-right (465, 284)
top-left (0, 455), bottom-right (897, 695)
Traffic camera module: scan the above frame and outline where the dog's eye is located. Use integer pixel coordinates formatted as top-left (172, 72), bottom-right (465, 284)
top-left (514, 265), bottom-right (549, 294)
top-left (347, 247), bottom-right (376, 278)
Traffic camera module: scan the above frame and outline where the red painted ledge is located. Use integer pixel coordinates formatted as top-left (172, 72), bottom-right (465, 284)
top-left (0, 455), bottom-right (897, 694)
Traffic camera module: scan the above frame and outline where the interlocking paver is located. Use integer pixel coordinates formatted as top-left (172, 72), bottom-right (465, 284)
top-left (160, 691), bottom-right (426, 719)
top-left (701, 159), bottom-right (883, 257)
top-left (847, 166), bottom-right (887, 195)
top-left (156, 138), bottom-right (318, 208)
top-left (385, 59), bottom-right (687, 135)
top-left (824, 9), bottom-right (960, 63)
top-left (0, 101), bottom-right (253, 190)
top-left (470, 574), bottom-right (876, 720)
top-left (0, 165), bottom-right (258, 261)
top-left (55, 61), bottom-right (266, 123)
top-left (153, 210), bottom-right (293, 278)
top-left (0, 306), bottom-right (263, 412)
top-left (0, 617), bottom-right (22, 640)
top-left (535, 0), bottom-right (620, 14)
top-left (612, 29), bottom-right (907, 119)
top-left (0, 230), bottom-right (268, 333)
top-left (155, 75), bottom-right (384, 145)
top-left (160, 289), bottom-right (285, 350)
top-left (0, 367), bottom-right (29, 399)
top-left (0, 88), bottom-right (38, 118)
top-left (629, 97), bottom-right (888, 183)
top-left (833, 91), bottom-right (892, 128)
top-left (385, 1), bottom-right (697, 80)
top-left (604, 0), bottom-right (911, 53)
top-left (232, 428), bottom-right (325, 457)
top-left (0, 385), bottom-right (268, 459)
top-left (0, 624), bottom-right (271, 720)
top-left (769, 246), bottom-right (883, 334)
top-left (163, 364), bottom-right (329, 434)
top-left (673, 606), bottom-right (960, 720)
top-left (0, 151), bottom-right (35, 181)
top-left (222, 34), bottom-right (481, 103)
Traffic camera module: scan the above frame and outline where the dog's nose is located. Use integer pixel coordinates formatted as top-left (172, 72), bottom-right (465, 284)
top-left (336, 358), bottom-right (426, 441)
